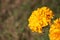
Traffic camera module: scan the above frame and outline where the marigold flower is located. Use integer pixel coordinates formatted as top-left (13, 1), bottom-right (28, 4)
top-left (49, 18), bottom-right (60, 40)
top-left (28, 6), bottom-right (54, 33)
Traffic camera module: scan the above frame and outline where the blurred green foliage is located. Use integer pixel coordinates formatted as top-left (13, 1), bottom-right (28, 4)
top-left (0, 0), bottom-right (60, 40)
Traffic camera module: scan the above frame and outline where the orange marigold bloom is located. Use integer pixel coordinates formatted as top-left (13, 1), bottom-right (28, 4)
top-left (49, 18), bottom-right (60, 40)
top-left (28, 6), bottom-right (54, 33)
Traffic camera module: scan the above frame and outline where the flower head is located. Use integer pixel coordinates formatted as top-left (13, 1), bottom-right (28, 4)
top-left (28, 6), bottom-right (54, 33)
top-left (49, 18), bottom-right (60, 40)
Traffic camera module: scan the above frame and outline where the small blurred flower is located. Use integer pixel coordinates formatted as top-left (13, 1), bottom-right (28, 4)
top-left (49, 18), bottom-right (60, 40)
top-left (28, 6), bottom-right (54, 33)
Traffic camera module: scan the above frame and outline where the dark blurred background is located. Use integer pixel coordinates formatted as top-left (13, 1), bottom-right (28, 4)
top-left (0, 0), bottom-right (60, 40)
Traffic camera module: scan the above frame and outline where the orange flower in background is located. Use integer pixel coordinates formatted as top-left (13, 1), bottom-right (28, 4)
top-left (49, 18), bottom-right (60, 40)
top-left (28, 6), bottom-right (54, 33)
